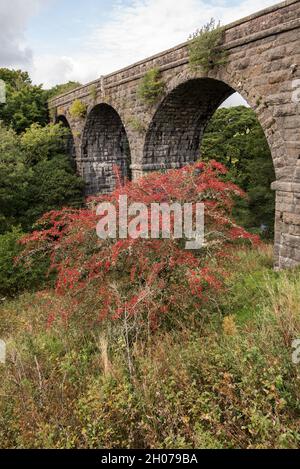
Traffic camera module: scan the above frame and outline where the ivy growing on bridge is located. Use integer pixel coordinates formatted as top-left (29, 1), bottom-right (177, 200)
top-left (188, 19), bottom-right (229, 73)
top-left (137, 67), bottom-right (165, 105)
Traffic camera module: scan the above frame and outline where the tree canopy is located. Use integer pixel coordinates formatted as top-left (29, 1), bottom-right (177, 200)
top-left (0, 68), bottom-right (48, 133)
top-left (201, 106), bottom-right (275, 236)
top-left (0, 122), bottom-right (84, 234)
top-left (0, 68), bottom-right (275, 239)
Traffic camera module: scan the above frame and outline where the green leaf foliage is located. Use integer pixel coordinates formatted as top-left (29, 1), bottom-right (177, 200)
top-left (20, 122), bottom-right (72, 165)
top-left (0, 227), bottom-right (51, 297)
top-left (47, 81), bottom-right (81, 100)
top-left (201, 106), bottom-right (275, 237)
top-left (69, 99), bottom-right (87, 119)
top-left (137, 67), bottom-right (165, 105)
top-left (188, 19), bottom-right (228, 73)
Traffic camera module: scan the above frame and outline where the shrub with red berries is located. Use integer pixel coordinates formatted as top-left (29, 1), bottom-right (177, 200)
top-left (20, 161), bottom-right (259, 334)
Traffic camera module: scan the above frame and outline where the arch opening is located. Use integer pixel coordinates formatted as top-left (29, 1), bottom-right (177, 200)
top-left (143, 77), bottom-right (275, 238)
top-left (201, 101), bottom-right (275, 238)
top-left (143, 78), bottom-right (234, 171)
top-left (81, 104), bottom-right (131, 195)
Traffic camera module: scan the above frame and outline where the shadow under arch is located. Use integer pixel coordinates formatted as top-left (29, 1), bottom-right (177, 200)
top-left (55, 115), bottom-right (76, 163)
top-left (81, 103), bottom-right (131, 195)
top-left (143, 78), bottom-right (234, 171)
top-left (142, 75), bottom-right (284, 179)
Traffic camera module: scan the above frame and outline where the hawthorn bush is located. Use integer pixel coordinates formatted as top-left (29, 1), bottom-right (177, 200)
top-left (1, 248), bottom-right (300, 449)
top-left (20, 161), bottom-right (259, 337)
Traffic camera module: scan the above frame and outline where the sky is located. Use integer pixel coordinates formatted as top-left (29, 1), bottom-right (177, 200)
top-left (0, 0), bottom-right (280, 105)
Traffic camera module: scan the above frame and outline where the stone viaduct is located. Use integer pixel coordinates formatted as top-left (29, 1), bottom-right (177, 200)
top-left (49, 0), bottom-right (300, 269)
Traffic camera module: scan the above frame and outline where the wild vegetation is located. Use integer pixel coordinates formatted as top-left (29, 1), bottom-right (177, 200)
top-left (1, 245), bottom-right (300, 448)
top-left (0, 122), bottom-right (84, 235)
top-left (0, 68), bottom-right (84, 299)
top-left (201, 106), bottom-right (275, 237)
top-left (188, 19), bottom-right (229, 73)
top-left (127, 116), bottom-right (146, 133)
top-left (47, 81), bottom-right (81, 100)
top-left (90, 85), bottom-right (98, 102)
top-left (0, 69), bottom-right (48, 133)
top-left (69, 99), bottom-right (87, 119)
top-left (137, 67), bottom-right (165, 105)
top-left (0, 67), bottom-right (298, 450)
top-left (19, 161), bottom-right (258, 335)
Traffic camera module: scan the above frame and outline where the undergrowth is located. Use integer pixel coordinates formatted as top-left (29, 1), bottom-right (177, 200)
top-left (1, 245), bottom-right (300, 449)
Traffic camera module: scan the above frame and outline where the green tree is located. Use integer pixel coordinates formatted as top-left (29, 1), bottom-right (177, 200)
top-left (137, 68), bottom-right (165, 104)
top-left (201, 106), bottom-right (275, 237)
top-left (47, 81), bottom-right (81, 100)
top-left (0, 227), bottom-right (51, 298)
top-left (0, 68), bottom-right (48, 133)
top-left (0, 123), bottom-right (28, 233)
top-left (0, 123), bottom-right (84, 233)
top-left (22, 123), bottom-right (84, 229)
top-left (20, 122), bottom-right (71, 165)
top-left (24, 155), bottom-right (84, 229)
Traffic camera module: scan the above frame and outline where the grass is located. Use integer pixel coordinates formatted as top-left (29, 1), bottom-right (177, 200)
top-left (0, 245), bottom-right (300, 448)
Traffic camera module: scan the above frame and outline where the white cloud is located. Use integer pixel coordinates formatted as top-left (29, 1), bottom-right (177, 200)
top-left (0, 0), bottom-right (44, 68)
top-left (6, 0), bottom-right (279, 93)
top-left (32, 0), bottom-right (278, 88)
top-left (85, 0), bottom-right (277, 73)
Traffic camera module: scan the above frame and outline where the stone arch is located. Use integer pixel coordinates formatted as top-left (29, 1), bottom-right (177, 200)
top-left (143, 77), bottom-right (233, 171)
top-left (81, 103), bottom-right (131, 195)
top-left (55, 115), bottom-right (76, 163)
top-left (143, 71), bottom-right (287, 180)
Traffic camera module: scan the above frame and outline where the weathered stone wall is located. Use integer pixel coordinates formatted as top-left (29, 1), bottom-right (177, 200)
top-left (272, 181), bottom-right (300, 268)
top-left (49, 0), bottom-right (300, 269)
top-left (80, 104), bottom-right (130, 194)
